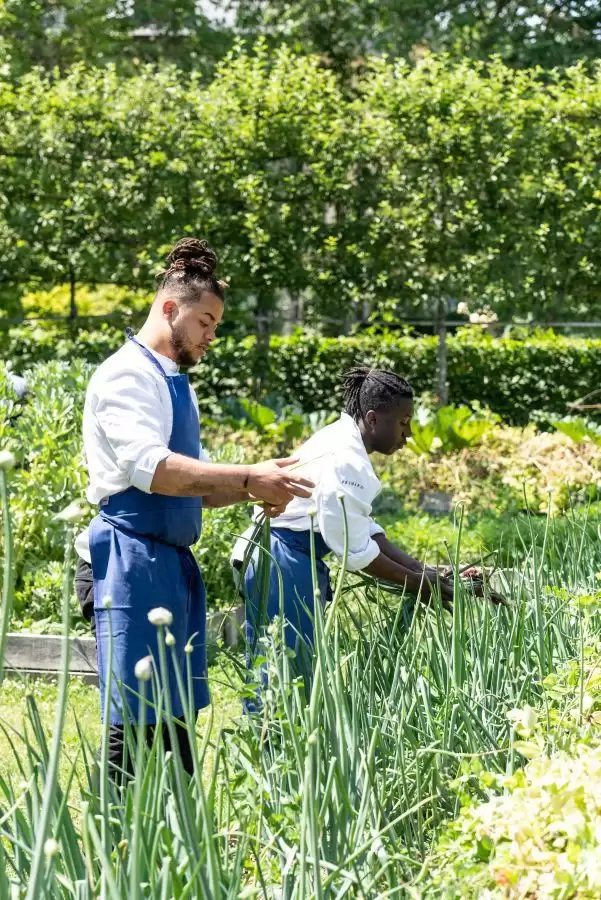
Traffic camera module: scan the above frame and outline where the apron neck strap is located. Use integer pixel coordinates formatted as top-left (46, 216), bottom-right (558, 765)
top-left (125, 328), bottom-right (169, 380)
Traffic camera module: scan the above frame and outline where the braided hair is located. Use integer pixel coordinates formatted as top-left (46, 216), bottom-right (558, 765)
top-left (157, 238), bottom-right (227, 303)
top-left (343, 367), bottom-right (413, 423)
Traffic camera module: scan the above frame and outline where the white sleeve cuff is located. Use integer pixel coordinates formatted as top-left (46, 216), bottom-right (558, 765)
top-left (368, 518), bottom-right (385, 537)
top-left (130, 447), bottom-right (172, 494)
top-left (345, 538), bottom-right (381, 572)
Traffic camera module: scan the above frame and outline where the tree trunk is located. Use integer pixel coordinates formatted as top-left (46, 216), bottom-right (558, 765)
top-left (254, 298), bottom-right (271, 398)
top-left (69, 267), bottom-right (77, 319)
top-left (436, 296), bottom-right (448, 406)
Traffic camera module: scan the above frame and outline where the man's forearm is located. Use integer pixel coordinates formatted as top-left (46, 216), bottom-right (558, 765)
top-left (363, 551), bottom-right (434, 598)
top-left (150, 454), bottom-right (250, 496)
top-left (374, 534), bottom-right (437, 577)
top-left (365, 543), bottom-right (454, 606)
top-left (202, 490), bottom-right (250, 508)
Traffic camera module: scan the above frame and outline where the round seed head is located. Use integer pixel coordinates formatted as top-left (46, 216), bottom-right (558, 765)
top-left (134, 655), bottom-right (153, 682)
top-left (148, 607), bottom-right (173, 627)
top-left (44, 838), bottom-right (59, 858)
top-left (0, 450), bottom-right (16, 471)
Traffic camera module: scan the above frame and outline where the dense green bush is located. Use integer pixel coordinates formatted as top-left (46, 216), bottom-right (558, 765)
top-left (2, 323), bottom-right (595, 425)
top-left (0, 318), bottom-right (133, 369)
top-left (20, 284), bottom-right (152, 319)
top-left (261, 331), bottom-right (599, 425)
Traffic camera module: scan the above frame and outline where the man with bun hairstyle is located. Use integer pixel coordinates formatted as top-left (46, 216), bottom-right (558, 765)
top-left (80, 237), bottom-right (313, 775)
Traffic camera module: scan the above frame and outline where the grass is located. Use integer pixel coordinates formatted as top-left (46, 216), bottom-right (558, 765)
top-left (0, 658), bottom-right (243, 788)
top-left (381, 504), bottom-right (601, 570)
top-left (1, 485), bottom-right (601, 895)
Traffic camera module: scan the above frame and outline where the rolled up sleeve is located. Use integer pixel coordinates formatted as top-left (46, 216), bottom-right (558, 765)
top-left (369, 518), bottom-right (385, 538)
top-left (315, 461), bottom-right (382, 572)
top-left (93, 368), bottom-right (172, 493)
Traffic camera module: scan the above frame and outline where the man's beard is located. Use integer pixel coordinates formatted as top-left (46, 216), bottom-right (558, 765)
top-left (169, 322), bottom-right (198, 368)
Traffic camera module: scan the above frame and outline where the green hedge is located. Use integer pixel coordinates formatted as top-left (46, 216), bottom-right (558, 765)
top-left (1, 321), bottom-right (596, 425)
top-left (201, 331), bottom-right (595, 426)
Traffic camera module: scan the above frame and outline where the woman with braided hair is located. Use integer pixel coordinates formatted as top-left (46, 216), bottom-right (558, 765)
top-left (78, 237), bottom-right (314, 775)
top-left (233, 366), bottom-right (503, 698)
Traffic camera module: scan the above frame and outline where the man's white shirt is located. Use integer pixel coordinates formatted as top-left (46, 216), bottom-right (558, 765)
top-left (232, 412), bottom-right (384, 573)
top-left (77, 338), bottom-right (207, 562)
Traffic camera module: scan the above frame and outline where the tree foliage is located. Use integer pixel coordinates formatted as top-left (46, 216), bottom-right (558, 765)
top-left (232, 0), bottom-right (601, 74)
top-left (0, 0), bottom-right (230, 78)
top-left (2, 1), bottom-right (599, 83)
top-left (0, 50), bottom-right (600, 327)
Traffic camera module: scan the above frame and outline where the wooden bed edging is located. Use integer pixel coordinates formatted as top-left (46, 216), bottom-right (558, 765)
top-left (4, 605), bottom-right (245, 685)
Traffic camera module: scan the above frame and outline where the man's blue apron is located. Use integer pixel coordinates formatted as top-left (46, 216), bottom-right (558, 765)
top-left (89, 334), bottom-right (209, 725)
top-left (244, 528), bottom-right (333, 691)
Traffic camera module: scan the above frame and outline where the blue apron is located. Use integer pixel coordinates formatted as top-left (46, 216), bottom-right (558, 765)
top-left (244, 528), bottom-right (333, 687)
top-left (89, 334), bottom-right (209, 725)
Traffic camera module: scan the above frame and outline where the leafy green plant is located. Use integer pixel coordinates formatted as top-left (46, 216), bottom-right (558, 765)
top-left (427, 736), bottom-right (601, 898)
top-left (407, 404), bottom-right (496, 455)
top-left (8, 361), bottom-right (91, 569)
top-left (195, 503), bottom-right (251, 612)
top-left (551, 415), bottom-right (601, 447)
top-left (220, 395), bottom-right (336, 452)
top-left (12, 560), bottom-right (88, 634)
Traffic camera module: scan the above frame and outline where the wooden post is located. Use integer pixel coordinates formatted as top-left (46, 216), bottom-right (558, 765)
top-left (254, 297), bottom-right (271, 398)
top-left (69, 266), bottom-right (77, 319)
top-left (436, 296), bottom-right (448, 406)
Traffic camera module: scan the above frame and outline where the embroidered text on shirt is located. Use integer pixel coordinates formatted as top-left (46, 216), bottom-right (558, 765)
top-left (342, 480), bottom-right (364, 490)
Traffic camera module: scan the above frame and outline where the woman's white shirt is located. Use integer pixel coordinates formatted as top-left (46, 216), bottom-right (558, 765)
top-left (232, 412), bottom-right (384, 572)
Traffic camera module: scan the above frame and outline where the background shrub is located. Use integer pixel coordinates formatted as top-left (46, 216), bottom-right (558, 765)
top-left (2, 324), bottom-right (595, 425)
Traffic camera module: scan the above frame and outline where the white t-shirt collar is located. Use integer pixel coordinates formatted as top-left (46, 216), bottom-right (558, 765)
top-left (339, 411), bottom-right (367, 447)
top-left (132, 336), bottom-right (179, 375)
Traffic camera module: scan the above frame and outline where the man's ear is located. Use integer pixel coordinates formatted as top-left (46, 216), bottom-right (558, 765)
top-left (162, 298), bottom-right (178, 321)
top-left (364, 409), bottom-right (377, 431)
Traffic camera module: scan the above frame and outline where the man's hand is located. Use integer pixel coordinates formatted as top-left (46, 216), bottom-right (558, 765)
top-left (249, 498), bottom-right (287, 518)
top-left (441, 567), bottom-right (507, 607)
top-left (431, 576), bottom-right (454, 612)
top-left (472, 582), bottom-right (508, 606)
top-left (247, 457), bottom-right (314, 508)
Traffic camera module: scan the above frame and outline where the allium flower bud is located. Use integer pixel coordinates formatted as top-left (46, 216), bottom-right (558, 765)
top-left (0, 450), bottom-right (16, 471)
top-left (148, 607), bottom-right (173, 627)
top-left (134, 656), bottom-right (153, 682)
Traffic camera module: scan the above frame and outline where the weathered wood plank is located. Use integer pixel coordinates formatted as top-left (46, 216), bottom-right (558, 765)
top-left (5, 633), bottom-right (97, 674)
top-left (4, 604), bottom-right (245, 681)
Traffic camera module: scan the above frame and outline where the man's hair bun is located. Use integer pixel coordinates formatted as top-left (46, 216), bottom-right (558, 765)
top-left (163, 238), bottom-right (218, 277)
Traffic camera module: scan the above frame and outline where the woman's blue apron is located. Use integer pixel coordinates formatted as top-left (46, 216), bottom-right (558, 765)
top-left (89, 334), bottom-right (209, 725)
top-left (244, 528), bottom-right (333, 695)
